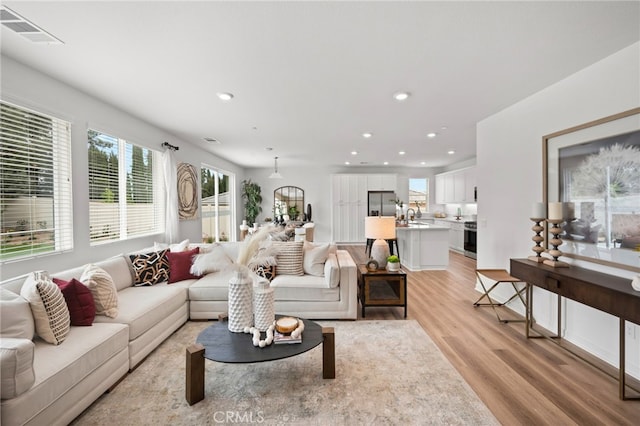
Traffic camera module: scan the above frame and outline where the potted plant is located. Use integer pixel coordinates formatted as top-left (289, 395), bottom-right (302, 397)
top-left (241, 179), bottom-right (262, 226)
top-left (387, 255), bottom-right (401, 271)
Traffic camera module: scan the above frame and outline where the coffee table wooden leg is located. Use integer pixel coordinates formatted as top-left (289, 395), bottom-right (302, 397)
top-left (322, 327), bottom-right (335, 379)
top-left (186, 343), bottom-right (205, 405)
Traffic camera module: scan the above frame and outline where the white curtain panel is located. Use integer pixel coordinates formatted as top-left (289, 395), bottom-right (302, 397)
top-left (162, 149), bottom-right (179, 243)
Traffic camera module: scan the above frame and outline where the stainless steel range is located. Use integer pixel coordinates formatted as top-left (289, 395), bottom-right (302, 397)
top-left (463, 221), bottom-right (477, 259)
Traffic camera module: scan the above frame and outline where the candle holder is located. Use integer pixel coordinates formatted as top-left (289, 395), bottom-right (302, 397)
top-left (543, 219), bottom-right (569, 268)
top-left (528, 217), bottom-right (545, 263)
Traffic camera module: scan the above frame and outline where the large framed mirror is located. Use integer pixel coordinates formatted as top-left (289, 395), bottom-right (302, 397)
top-left (274, 186), bottom-right (304, 221)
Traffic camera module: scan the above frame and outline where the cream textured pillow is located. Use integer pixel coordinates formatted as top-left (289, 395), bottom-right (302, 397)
top-left (190, 244), bottom-right (234, 276)
top-left (303, 242), bottom-right (330, 276)
top-left (80, 264), bottom-right (119, 318)
top-left (20, 271), bottom-right (70, 345)
top-left (272, 241), bottom-right (304, 276)
top-left (0, 288), bottom-right (35, 340)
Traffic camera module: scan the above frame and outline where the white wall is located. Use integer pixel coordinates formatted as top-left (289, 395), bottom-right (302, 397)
top-left (0, 55), bottom-right (246, 280)
top-left (477, 42), bottom-right (640, 377)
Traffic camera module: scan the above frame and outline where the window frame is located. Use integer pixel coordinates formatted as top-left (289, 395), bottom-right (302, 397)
top-left (0, 100), bottom-right (74, 263)
top-left (87, 128), bottom-right (165, 245)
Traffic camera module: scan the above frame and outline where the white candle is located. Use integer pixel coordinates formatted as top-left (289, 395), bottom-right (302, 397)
top-left (548, 202), bottom-right (563, 220)
top-left (531, 202), bottom-right (546, 219)
top-left (563, 202), bottom-right (575, 219)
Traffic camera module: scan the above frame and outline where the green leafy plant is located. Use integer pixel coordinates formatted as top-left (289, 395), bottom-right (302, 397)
top-left (387, 255), bottom-right (400, 263)
top-left (241, 179), bottom-right (262, 226)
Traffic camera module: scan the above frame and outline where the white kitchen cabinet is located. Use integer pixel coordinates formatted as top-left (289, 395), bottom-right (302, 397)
top-left (449, 222), bottom-right (465, 253)
top-left (464, 168), bottom-right (477, 202)
top-left (367, 174), bottom-right (397, 191)
top-left (331, 174), bottom-right (368, 242)
top-left (435, 166), bottom-right (477, 204)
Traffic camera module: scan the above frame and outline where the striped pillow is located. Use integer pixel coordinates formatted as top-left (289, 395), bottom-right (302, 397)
top-left (20, 271), bottom-right (70, 345)
top-left (272, 241), bottom-right (304, 276)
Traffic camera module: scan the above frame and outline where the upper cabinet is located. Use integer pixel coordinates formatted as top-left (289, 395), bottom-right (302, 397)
top-left (367, 174), bottom-right (397, 191)
top-left (435, 167), bottom-right (476, 204)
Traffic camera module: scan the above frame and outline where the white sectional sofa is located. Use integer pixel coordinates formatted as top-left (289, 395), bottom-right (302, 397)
top-left (0, 240), bottom-right (356, 426)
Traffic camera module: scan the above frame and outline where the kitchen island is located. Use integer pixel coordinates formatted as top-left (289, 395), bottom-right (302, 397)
top-left (396, 224), bottom-right (450, 271)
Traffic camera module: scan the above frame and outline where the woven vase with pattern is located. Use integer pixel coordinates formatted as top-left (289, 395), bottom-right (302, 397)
top-left (253, 278), bottom-right (275, 332)
top-left (228, 270), bottom-right (253, 332)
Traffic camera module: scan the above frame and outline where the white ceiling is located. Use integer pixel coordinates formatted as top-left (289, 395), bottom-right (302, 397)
top-left (1, 1), bottom-right (639, 169)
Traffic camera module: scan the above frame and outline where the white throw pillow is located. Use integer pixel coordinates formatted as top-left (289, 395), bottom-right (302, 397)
top-left (272, 241), bottom-right (304, 276)
top-left (170, 238), bottom-right (190, 252)
top-left (80, 264), bottom-right (119, 318)
top-left (20, 271), bottom-right (70, 345)
top-left (0, 288), bottom-right (35, 340)
top-left (190, 244), bottom-right (234, 276)
top-left (303, 242), bottom-right (330, 276)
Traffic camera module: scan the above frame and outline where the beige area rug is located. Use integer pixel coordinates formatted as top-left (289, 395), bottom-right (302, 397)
top-left (71, 320), bottom-right (498, 425)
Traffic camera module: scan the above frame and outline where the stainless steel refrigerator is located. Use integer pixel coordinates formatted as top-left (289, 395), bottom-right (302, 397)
top-left (367, 191), bottom-right (396, 216)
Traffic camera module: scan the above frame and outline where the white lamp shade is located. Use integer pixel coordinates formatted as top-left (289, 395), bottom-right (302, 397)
top-left (364, 216), bottom-right (396, 240)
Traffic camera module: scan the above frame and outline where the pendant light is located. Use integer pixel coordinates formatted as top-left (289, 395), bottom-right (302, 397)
top-left (269, 156), bottom-right (283, 179)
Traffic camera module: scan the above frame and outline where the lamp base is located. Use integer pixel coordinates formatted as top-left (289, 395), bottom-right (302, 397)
top-left (371, 239), bottom-right (390, 269)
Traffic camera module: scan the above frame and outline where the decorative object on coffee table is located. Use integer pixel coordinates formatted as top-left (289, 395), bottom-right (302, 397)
top-left (386, 255), bottom-right (400, 271)
top-left (227, 269), bottom-right (253, 332)
top-left (253, 278), bottom-right (274, 332)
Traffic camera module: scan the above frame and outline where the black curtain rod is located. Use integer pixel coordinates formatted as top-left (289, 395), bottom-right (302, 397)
top-left (162, 141), bottom-right (179, 151)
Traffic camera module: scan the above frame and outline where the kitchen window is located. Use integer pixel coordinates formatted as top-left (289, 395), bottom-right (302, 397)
top-left (409, 178), bottom-right (429, 215)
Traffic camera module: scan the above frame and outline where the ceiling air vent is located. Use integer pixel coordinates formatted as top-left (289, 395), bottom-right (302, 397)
top-left (0, 6), bottom-right (63, 44)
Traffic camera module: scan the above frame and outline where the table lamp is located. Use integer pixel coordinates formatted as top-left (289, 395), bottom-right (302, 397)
top-left (365, 216), bottom-right (396, 269)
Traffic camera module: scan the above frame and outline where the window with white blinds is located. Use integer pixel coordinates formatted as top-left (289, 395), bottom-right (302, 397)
top-left (0, 101), bottom-right (73, 262)
top-left (88, 129), bottom-right (165, 244)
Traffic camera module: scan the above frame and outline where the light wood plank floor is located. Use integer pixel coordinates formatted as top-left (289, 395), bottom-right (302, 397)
top-left (341, 245), bottom-right (640, 425)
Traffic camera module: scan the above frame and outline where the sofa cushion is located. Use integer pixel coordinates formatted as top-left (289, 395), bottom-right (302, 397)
top-left (20, 271), bottom-right (70, 345)
top-left (80, 264), bottom-right (119, 318)
top-left (129, 250), bottom-right (170, 286)
top-left (303, 242), bottom-right (330, 276)
top-left (53, 278), bottom-right (96, 326)
top-left (270, 276), bottom-right (340, 302)
top-left (154, 238), bottom-right (189, 252)
top-left (188, 271), bottom-right (233, 301)
top-left (272, 241), bottom-right (304, 276)
top-left (2, 323), bottom-right (128, 424)
top-left (93, 284), bottom-right (187, 341)
top-left (166, 247), bottom-right (200, 283)
top-left (0, 288), bottom-right (35, 340)
top-left (190, 244), bottom-right (234, 275)
top-left (0, 337), bottom-right (36, 399)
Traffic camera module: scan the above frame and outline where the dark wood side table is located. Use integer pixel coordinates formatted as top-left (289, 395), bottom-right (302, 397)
top-left (357, 264), bottom-right (407, 318)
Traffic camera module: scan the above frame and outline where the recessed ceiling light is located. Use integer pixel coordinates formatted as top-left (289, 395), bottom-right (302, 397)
top-left (441, 126), bottom-right (448, 130)
top-left (345, 161), bottom-right (351, 165)
top-left (393, 92), bottom-right (410, 101)
top-left (217, 92), bottom-right (234, 101)
top-left (351, 151), bottom-right (358, 155)
top-left (399, 151), bottom-right (406, 155)
top-left (420, 161), bottom-right (426, 165)
top-left (427, 132), bottom-right (437, 138)
top-left (448, 150), bottom-right (455, 155)
top-left (383, 161), bottom-right (389, 165)
top-left (362, 132), bottom-right (373, 139)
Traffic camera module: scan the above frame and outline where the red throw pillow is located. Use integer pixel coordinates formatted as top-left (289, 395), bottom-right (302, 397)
top-left (166, 247), bottom-right (201, 283)
top-left (53, 277), bottom-right (96, 326)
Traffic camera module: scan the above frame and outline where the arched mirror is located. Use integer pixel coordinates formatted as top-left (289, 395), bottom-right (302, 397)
top-left (274, 186), bottom-right (304, 221)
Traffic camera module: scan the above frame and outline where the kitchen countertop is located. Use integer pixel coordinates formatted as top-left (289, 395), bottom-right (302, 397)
top-left (396, 224), bottom-right (450, 230)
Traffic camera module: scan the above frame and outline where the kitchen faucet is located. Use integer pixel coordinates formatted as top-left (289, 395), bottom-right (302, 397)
top-left (406, 208), bottom-right (416, 219)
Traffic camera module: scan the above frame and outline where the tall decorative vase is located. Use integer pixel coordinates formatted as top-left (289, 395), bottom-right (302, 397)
top-left (253, 278), bottom-right (275, 332)
top-left (228, 269), bottom-right (253, 332)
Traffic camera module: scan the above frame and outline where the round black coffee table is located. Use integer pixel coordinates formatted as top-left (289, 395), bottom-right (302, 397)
top-left (185, 316), bottom-right (335, 405)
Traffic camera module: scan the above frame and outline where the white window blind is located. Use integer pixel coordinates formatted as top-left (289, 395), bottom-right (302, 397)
top-left (0, 101), bottom-right (73, 262)
top-left (88, 129), bottom-right (164, 244)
